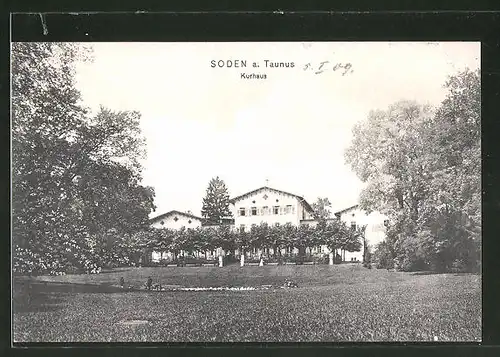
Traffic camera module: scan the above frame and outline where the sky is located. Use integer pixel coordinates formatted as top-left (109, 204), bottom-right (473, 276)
top-left (74, 42), bottom-right (480, 217)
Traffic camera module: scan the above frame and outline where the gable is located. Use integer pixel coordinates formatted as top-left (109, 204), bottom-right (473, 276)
top-left (150, 210), bottom-right (203, 224)
top-left (230, 186), bottom-right (314, 213)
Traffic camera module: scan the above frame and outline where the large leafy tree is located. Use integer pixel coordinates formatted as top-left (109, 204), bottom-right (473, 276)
top-left (346, 69), bottom-right (480, 272)
top-left (12, 42), bottom-right (156, 274)
top-left (201, 176), bottom-right (233, 224)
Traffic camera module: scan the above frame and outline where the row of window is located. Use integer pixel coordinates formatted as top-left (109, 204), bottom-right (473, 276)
top-left (239, 205), bottom-right (295, 217)
top-left (245, 246), bottom-right (325, 254)
top-left (239, 222), bottom-right (289, 233)
top-left (239, 221), bottom-right (358, 232)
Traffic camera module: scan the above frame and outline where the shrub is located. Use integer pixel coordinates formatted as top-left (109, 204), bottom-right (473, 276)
top-left (313, 254), bottom-right (329, 265)
top-left (449, 258), bottom-right (477, 273)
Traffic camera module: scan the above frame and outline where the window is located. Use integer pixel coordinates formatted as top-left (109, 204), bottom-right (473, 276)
top-left (239, 225), bottom-right (245, 233)
top-left (262, 206), bottom-right (268, 215)
top-left (251, 207), bottom-right (257, 216)
top-left (351, 221), bottom-right (356, 230)
top-left (273, 206), bottom-right (279, 215)
top-left (285, 205), bottom-right (292, 214)
top-left (275, 223), bottom-right (280, 227)
top-left (384, 219), bottom-right (390, 227)
top-left (174, 217), bottom-right (179, 222)
top-left (239, 208), bottom-right (246, 216)
top-left (160, 220), bottom-right (164, 225)
top-left (188, 220), bottom-right (192, 224)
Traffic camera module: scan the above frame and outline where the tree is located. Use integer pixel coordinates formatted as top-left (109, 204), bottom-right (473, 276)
top-left (322, 220), bottom-right (343, 260)
top-left (373, 241), bottom-right (394, 269)
top-left (294, 225), bottom-right (314, 257)
top-left (361, 225), bottom-right (372, 267)
top-left (267, 224), bottom-right (288, 257)
top-left (345, 68), bottom-right (480, 272)
top-left (201, 176), bottom-right (233, 224)
top-left (217, 225), bottom-right (237, 257)
top-left (11, 42), bottom-right (156, 274)
top-left (236, 230), bottom-right (252, 256)
top-left (311, 197), bottom-right (333, 220)
top-left (345, 225), bottom-right (364, 255)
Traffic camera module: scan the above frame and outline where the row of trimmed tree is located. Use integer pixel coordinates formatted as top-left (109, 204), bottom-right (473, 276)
top-left (130, 221), bottom-right (365, 264)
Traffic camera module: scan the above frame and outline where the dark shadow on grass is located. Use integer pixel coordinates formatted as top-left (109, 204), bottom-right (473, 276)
top-left (453, 272), bottom-right (481, 277)
top-left (13, 291), bottom-right (68, 313)
top-left (410, 271), bottom-right (481, 276)
top-left (98, 268), bottom-right (133, 274)
top-left (14, 280), bottom-right (133, 295)
top-left (409, 271), bottom-right (444, 276)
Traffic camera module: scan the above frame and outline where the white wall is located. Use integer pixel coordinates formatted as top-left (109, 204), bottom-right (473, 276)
top-left (338, 207), bottom-right (388, 260)
top-left (150, 213), bottom-right (202, 230)
top-left (231, 188), bottom-right (311, 230)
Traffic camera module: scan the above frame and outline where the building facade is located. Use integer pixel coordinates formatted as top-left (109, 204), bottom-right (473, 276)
top-left (334, 205), bottom-right (389, 262)
top-left (150, 210), bottom-right (203, 230)
top-left (229, 186), bottom-right (316, 233)
top-left (149, 210), bottom-right (204, 262)
top-left (148, 186), bottom-right (388, 263)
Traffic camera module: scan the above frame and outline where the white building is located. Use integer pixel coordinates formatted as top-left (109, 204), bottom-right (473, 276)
top-left (229, 186), bottom-right (316, 232)
top-left (148, 186), bottom-right (388, 263)
top-left (149, 210), bottom-right (203, 230)
top-left (334, 204), bottom-right (388, 262)
top-left (148, 210), bottom-right (204, 262)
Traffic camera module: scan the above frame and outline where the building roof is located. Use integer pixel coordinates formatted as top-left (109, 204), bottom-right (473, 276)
top-left (229, 186), bottom-right (315, 213)
top-left (334, 204), bottom-right (360, 216)
top-left (149, 210), bottom-right (203, 223)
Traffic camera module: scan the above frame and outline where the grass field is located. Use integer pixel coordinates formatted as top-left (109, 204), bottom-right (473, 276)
top-left (12, 264), bottom-right (481, 342)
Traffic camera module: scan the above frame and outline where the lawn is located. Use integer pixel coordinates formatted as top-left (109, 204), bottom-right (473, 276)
top-left (12, 264), bottom-right (481, 342)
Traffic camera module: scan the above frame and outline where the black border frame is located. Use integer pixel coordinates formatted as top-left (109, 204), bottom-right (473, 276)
top-left (3, 6), bottom-right (500, 357)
